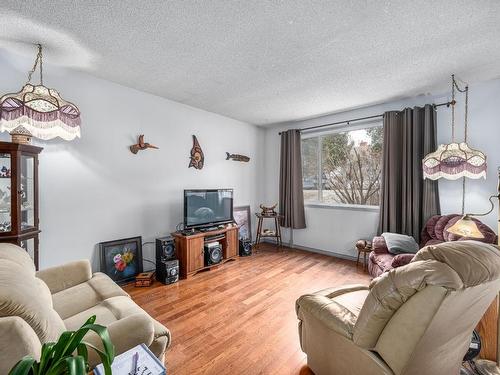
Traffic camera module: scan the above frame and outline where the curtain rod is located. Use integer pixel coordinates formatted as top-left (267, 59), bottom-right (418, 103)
top-left (278, 100), bottom-right (455, 135)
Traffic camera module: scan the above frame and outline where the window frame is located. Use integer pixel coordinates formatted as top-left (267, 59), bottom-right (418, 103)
top-left (301, 120), bottom-right (383, 211)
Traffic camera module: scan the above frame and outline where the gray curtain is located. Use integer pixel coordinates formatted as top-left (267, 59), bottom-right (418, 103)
top-left (279, 129), bottom-right (306, 229)
top-left (378, 104), bottom-right (440, 243)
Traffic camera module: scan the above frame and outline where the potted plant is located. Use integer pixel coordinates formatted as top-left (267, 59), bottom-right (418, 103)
top-left (9, 315), bottom-right (114, 375)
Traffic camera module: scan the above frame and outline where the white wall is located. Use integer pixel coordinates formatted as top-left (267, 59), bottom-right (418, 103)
top-left (263, 78), bottom-right (500, 258)
top-left (0, 49), bottom-right (265, 270)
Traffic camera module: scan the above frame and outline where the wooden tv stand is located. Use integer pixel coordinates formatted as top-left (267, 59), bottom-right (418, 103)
top-left (172, 226), bottom-right (239, 279)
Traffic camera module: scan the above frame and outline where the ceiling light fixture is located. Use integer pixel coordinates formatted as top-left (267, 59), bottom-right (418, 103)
top-left (423, 75), bottom-right (486, 181)
top-left (423, 74), bottom-right (487, 214)
top-left (0, 44), bottom-right (81, 144)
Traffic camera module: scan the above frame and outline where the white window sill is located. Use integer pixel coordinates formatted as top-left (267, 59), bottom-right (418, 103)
top-left (304, 202), bottom-right (380, 212)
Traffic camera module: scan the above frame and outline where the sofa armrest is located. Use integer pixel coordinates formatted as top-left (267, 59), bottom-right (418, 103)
top-left (0, 316), bottom-right (42, 374)
top-left (372, 236), bottom-right (389, 254)
top-left (36, 260), bottom-right (92, 294)
top-left (85, 313), bottom-right (155, 368)
top-left (391, 253), bottom-right (414, 268)
top-left (296, 293), bottom-right (359, 339)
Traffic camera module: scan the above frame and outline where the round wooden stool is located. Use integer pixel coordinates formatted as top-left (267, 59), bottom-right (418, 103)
top-left (355, 240), bottom-right (372, 271)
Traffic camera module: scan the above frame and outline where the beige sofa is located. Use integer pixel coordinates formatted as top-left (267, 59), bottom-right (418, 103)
top-left (0, 243), bottom-right (170, 373)
top-left (296, 240), bottom-right (500, 375)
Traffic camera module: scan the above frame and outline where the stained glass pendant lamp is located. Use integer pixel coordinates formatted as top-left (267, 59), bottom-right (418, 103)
top-left (0, 44), bottom-right (81, 144)
top-left (423, 75), bottom-right (486, 180)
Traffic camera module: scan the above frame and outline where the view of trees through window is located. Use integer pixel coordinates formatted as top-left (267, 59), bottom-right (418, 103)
top-left (302, 125), bottom-right (383, 206)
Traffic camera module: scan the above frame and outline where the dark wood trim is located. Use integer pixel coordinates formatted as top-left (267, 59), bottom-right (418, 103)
top-left (0, 142), bottom-right (42, 269)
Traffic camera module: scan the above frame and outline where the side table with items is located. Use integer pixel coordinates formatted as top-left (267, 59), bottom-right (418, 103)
top-left (355, 239), bottom-right (372, 271)
top-left (254, 212), bottom-right (283, 250)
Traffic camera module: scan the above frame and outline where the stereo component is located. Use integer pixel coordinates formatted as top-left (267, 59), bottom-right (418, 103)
top-left (205, 242), bottom-right (223, 266)
top-left (239, 239), bottom-right (252, 257)
top-left (156, 236), bottom-right (176, 261)
top-left (156, 259), bottom-right (179, 285)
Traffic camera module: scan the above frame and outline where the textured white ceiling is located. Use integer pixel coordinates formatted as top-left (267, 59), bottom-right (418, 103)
top-left (1, 1), bottom-right (500, 126)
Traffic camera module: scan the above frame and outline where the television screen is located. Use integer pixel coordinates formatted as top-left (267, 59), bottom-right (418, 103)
top-left (184, 189), bottom-right (233, 229)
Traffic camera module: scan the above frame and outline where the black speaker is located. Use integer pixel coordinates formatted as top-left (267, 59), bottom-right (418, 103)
top-left (239, 239), bottom-right (252, 256)
top-left (156, 236), bottom-right (176, 261)
top-left (205, 242), bottom-right (223, 266)
top-left (156, 259), bottom-right (179, 285)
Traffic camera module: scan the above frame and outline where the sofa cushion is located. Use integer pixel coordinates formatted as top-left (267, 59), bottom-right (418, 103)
top-left (413, 241), bottom-right (500, 287)
top-left (391, 253), bottom-right (414, 268)
top-left (0, 260), bottom-right (65, 343)
top-left (382, 232), bottom-right (419, 254)
top-left (36, 260), bottom-right (92, 294)
top-left (0, 243), bottom-right (36, 274)
top-left (353, 259), bottom-right (463, 349)
top-left (64, 296), bottom-right (170, 343)
top-left (52, 273), bottom-right (129, 320)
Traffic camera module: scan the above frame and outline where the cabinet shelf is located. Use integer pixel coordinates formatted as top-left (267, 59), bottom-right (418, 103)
top-left (172, 226), bottom-right (239, 279)
top-left (0, 141), bottom-right (42, 270)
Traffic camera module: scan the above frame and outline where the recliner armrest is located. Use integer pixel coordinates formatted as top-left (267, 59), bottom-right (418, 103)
top-left (0, 316), bottom-right (42, 374)
top-left (296, 293), bottom-right (359, 339)
top-left (36, 260), bottom-right (92, 294)
top-left (315, 284), bottom-right (369, 299)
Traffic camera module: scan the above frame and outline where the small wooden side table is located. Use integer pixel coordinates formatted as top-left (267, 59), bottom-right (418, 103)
top-left (255, 213), bottom-right (283, 249)
top-left (355, 240), bottom-right (371, 271)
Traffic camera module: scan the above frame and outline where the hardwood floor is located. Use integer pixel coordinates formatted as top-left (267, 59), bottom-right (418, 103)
top-left (125, 243), bottom-right (371, 375)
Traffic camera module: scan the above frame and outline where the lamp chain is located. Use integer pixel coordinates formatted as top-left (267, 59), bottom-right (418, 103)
top-left (451, 75), bottom-right (470, 215)
top-left (451, 75), bottom-right (455, 142)
top-left (27, 44), bottom-right (43, 85)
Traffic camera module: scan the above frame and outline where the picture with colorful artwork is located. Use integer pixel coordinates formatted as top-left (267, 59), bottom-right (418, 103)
top-left (99, 236), bottom-right (143, 284)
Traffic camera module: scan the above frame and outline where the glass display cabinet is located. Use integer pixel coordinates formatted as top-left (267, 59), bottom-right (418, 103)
top-left (0, 141), bottom-right (42, 269)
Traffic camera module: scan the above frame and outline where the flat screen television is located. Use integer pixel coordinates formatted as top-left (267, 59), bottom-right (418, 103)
top-left (184, 189), bottom-right (234, 229)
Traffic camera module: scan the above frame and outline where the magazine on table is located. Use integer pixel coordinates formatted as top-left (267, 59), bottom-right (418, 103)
top-left (94, 343), bottom-right (166, 375)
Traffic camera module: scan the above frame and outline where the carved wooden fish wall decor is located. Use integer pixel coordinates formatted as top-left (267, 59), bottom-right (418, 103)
top-left (189, 135), bottom-right (204, 170)
top-left (226, 152), bottom-right (250, 162)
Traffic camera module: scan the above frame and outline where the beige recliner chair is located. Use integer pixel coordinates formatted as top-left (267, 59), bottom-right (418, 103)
top-left (296, 241), bottom-right (500, 375)
top-left (0, 243), bottom-right (170, 373)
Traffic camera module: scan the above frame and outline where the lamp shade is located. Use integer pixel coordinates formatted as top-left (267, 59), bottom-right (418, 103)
top-left (0, 84), bottom-right (81, 141)
top-left (446, 215), bottom-right (485, 239)
top-left (423, 142), bottom-right (487, 180)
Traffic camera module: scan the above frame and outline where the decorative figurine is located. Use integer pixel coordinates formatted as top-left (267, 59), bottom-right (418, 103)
top-left (189, 135), bottom-right (204, 170)
top-left (130, 135), bottom-right (159, 154)
top-left (259, 203), bottom-right (277, 216)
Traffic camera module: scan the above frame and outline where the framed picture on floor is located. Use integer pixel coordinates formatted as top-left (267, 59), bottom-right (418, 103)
top-left (234, 205), bottom-right (252, 241)
top-left (99, 236), bottom-right (143, 284)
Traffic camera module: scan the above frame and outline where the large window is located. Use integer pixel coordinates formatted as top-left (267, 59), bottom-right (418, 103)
top-left (302, 123), bottom-right (383, 207)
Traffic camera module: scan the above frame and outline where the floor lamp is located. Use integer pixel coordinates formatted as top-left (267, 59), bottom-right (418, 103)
top-left (448, 167), bottom-right (500, 375)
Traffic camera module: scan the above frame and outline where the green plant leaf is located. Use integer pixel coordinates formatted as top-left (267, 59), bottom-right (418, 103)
top-left (8, 357), bottom-right (35, 375)
top-left (81, 323), bottom-right (115, 361)
top-left (8, 315), bottom-right (115, 375)
top-left (65, 356), bottom-right (86, 375)
top-left (62, 315), bottom-right (97, 356)
top-left (82, 341), bottom-right (113, 375)
top-left (38, 342), bottom-right (56, 373)
top-left (76, 343), bottom-right (89, 371)
top-left (51, 331), bottom-right (74, 360)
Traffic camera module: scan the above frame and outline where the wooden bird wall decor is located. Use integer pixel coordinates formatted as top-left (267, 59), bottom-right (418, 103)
top-left (130, 135), bottom-right (159, 154)
top-left (189, 135), bottom-right (204, 169)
